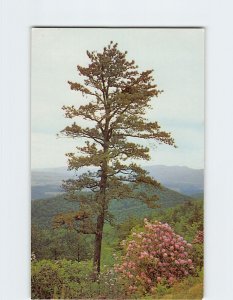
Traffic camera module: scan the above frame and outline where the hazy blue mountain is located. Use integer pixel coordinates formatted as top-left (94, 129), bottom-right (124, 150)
top-left (31, 165), bottom-right (204, 199)
top-left (144, 165), bottom-right (204, 196)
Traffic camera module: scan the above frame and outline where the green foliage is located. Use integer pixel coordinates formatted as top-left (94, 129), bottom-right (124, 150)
top-left (101, 223), bottom-right (120, 266)
top-left (31, 195), bottom-right (79, 228)
top-left (31, 259), bottom-right (94, 299)
top-left (192, 243), bottom-right (204, 271)
top-left (114, 216), bottom-right (144, 243)
top-left (31, 225), bottom-right (93, 261)
top-left (31, 259), bottom-right (64, 299)
top-left (31, 259), bottom-right (128, 299)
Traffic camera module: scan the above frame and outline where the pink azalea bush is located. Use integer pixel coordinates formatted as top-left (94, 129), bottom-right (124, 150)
top-left (115, 219), bottom-right (195, 294)
top-left (193, 230), bottom-right (204, 244)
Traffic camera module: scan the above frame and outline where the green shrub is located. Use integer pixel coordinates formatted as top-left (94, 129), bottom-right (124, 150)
top-left (31, 259), bottom-right (128, 299)
top-left (191, 243), bottom-right (204, 271)
top-left (31, 260), bottom-right (63, 299)
top-left (31, 259), bottom-right (93, 299)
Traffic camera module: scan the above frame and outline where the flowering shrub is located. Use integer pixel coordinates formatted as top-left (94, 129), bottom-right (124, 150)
top-left (193, 230), bottom-right (204, 244)
top-left (115, 219), bottom-right (195, 294)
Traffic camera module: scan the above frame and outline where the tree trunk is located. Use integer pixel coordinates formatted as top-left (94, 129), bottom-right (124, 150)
top-left (77, 243), bottom-right (80, 262)
top-left (93, 157), bottom-right (107, 274)
top-left (93, 125), bottom-right (109, 274)
top-left (93, 213), bottom-right (105, 274)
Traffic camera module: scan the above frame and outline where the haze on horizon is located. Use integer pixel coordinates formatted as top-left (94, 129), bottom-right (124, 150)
top-left (31, 28), bottom-right (204, 170)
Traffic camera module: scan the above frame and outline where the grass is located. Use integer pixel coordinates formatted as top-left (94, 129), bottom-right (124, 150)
top-left (143, 271), bottom-right (203, 300)
top-left (159, 283), bottom-right (203, 299)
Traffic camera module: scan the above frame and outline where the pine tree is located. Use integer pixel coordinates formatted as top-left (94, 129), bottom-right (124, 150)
top-left (60, 41), bottom-right (175, 273)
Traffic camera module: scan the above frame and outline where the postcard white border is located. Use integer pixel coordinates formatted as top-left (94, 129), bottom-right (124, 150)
top-left (1, 1), bottom-right (233, 299)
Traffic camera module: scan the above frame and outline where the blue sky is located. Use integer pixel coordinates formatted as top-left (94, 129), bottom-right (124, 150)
top-left (31, 28), bottom-right (204, 169)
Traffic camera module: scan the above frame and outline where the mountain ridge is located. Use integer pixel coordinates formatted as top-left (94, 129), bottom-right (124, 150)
top-left (31, 165), bottom-right (204, 199)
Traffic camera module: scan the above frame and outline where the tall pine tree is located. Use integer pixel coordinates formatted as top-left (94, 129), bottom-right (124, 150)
top-left (60, 41), bottom-right (175, 273)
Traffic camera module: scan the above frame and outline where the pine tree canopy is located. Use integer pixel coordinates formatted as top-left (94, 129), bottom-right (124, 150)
top-left (59, 41), bottom-right (175, 234)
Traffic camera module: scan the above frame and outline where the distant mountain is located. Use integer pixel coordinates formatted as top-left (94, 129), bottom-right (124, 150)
top-left (31, 167), bottom-right (77, 199)
top-left (144, 165), bottom-right (204, 196)
top-left (31, 165), bottom-right (204, 199)
top-left (31, 186), bottom-right (195, 228)
top-left (31, 185), bottom-right (64, 200)
top-left (31, 167), bottom-right (75, 187)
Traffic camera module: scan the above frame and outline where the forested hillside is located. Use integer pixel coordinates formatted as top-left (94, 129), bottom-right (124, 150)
top-left (32, 186), bottom-right (194, 227)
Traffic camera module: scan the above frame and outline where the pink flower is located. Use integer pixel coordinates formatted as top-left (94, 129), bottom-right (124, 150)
top-left (169, 276), bottom-right (174, 283)
top-left (180, 260), bottom-right (185, 265)
top-left (188, 259), bottom-right (192, 264)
